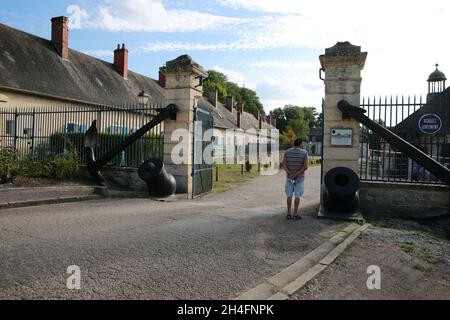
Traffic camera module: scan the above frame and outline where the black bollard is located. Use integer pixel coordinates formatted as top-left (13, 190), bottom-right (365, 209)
top-left (319, 167), bottom-right (361, 220)
top-left (138, 158), bottom-right (177, 197)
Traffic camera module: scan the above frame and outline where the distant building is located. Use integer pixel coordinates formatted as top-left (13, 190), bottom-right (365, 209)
top-left (308, 127), bottom-right (323, 156)
top-left (394, 65), bottom-right (450, 161)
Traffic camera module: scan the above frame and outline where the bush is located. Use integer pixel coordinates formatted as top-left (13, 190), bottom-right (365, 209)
top-left (19, 158), bottom-right (52, 178)
top-left (51, 150), bottom-right (79, 179)
top-left (0, 146), bottom-right (18, 183)
top-left (18, 150), bottom-right (79, 180)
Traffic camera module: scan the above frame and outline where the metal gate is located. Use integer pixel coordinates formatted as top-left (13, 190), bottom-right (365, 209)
top-left (359, 95), bottom-right (449, 185)
top-left (192, 108), bottom-right (214, 197)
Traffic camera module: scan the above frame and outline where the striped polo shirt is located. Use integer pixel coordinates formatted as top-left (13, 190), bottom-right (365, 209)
top-left (284, 147), bottom-right (308, 173)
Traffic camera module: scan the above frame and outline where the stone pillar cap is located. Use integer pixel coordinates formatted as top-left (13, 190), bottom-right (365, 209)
top-left (320, 41), bottom-right (367, 69)
top-left (160, 54), bottom-right (207, 77)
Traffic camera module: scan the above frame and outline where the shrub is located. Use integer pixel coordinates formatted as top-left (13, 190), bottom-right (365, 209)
top-left (0, 146), bottom-right (18, 183)
top-left (19, 157), bottom-right (53, 179)
top-left (51, 150), bottom-right (79, 179)
top-left (18, 149), bottom-right (79, 180)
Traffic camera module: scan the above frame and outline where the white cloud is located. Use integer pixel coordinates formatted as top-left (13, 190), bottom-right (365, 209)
top-left (212, 66), bottom-right (247, 87)
top-left (138, 41), bottom-right (242, 52)
top-left (67, 5), bottom-right (89, 29)
top-left (247, 60), bottom-right (317, 71)
top-left (255, 75), bottom-right (322, 111)
top-left (68, 0), bottom-right (245, 32)
top-left (219, 0), bottom-right (307, 14)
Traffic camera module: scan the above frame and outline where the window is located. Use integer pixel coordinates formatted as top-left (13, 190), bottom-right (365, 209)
top-left (66, 123), bottom-right (88, 133)
top-left (5, 120), bottom-right (14, 135)
top-left (215, 136), bottom-right (224, 145)
top-left (66, 123), bottom-right (78, 133)
top-left (79, 124), bottom-right (87, 133)
top-left (107, 126), bottom-right (129, 134)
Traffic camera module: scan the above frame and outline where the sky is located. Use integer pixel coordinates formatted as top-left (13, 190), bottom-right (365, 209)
top-left (1, 0), bottom-right (449, 113)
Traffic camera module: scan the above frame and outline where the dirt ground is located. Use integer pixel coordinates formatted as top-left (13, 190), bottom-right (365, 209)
top-left (292, 218), bottom-right (450, 300)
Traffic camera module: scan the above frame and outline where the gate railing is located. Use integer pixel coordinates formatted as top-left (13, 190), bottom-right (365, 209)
top-left (359, 95), bottom-right (449, 185)
top-left (0, 103), bottom-right (165, 168)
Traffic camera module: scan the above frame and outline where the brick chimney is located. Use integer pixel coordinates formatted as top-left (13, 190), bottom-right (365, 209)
top-left (266, 114), bottom-right (272, 125)
top-left (225, 96), bottom-right (234, 112)
top-left (209, 90), bottom-right (218, 107)
top-left (159, 71), bottom-right (166, 87)
top-left (253, 110), bottom-right (261, 129)
top-left (51, 16), bottom-right (69, 59)
top-left (114, 44), bottom-right (128, 79)
top-left (236, 103), bottom-right (244, 128)
top-left (258, 113), bottom-right (263, 129)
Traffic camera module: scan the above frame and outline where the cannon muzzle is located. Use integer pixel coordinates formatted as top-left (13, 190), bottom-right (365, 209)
top-left (138, 158), bottom-right (177, 197)
top-left (319, 167), bottom-right (361, 220)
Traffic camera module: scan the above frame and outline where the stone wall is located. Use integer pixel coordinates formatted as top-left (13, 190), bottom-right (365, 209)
top-left (360, 181), bottom-right (450, 216)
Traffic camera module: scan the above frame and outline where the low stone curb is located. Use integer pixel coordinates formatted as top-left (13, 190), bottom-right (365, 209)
top-left (234, 223), bottom-right (370, 300)
top-left (0, 194), bottom-right (104, 210)
top-left (0, 186), bottom-right (108, 210)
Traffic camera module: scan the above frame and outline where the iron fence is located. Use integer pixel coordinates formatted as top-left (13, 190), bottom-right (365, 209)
top-left (359, 95), bottom-right (449, 185)
top-left (0, 103), bottom-right (165, 168)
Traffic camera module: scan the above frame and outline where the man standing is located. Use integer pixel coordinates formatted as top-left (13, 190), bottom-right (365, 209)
top-left (282, 139), bottom-right (309, 220)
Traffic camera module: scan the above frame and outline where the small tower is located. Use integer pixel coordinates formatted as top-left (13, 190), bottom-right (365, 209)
top-left (428, 64), bottom-right (446, 94)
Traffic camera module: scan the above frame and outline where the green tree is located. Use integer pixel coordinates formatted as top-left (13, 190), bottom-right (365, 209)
top-left (239, 87), bottom-right (264, 115)
top-left (270, 107), bottom-right (286, 132)
top-left (317, 112), bottom-right (324, 128)
top-left (224, 82), bottom-right (241, 103)
top-left (302, 107), bottom-right (320, 128)
top-left (202, 70), bottom-right (229, 103)
top-left (271, 105), bottom-right (318, 140)
top-left (202, 70), bottom-right (265, 114)
top-left (280, 128), bottom-right (297, 146)
top-left (286, 118), bottom-right (309, 140)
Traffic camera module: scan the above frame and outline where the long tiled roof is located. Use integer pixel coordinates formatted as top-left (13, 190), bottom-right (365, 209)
top-left (0, 23), bottom-right (165, 105)
top-left (198, 99), bottom-right (275, 130)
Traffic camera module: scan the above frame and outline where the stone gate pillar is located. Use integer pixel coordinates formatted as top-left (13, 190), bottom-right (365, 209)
top-left (160, 55), bottom-right (208, 198)
top-left (319, 42), bottom-right (367, 180)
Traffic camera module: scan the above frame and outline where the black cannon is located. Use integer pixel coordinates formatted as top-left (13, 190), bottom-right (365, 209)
top-left (138, 158), bottom-right (177, 197)
top-left (319, 167), bottom-right (361, 220)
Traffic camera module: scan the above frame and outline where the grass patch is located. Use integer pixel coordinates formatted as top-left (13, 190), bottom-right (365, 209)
top-left (419, 251), bottom-right (440, 264)
top-left (400, 241), bottom-right (416, 253)
top-left (213, 164), bottom-right (263, 193)
top-left (413, 263), bottom-right (432, 272)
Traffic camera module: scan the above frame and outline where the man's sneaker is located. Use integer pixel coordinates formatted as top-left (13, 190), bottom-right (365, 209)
top-left (293, 215), bottom-right (302, 220)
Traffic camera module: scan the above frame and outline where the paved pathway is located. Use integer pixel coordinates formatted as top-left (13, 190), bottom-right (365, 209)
top-left (0, 167), bottom-right (346, 299)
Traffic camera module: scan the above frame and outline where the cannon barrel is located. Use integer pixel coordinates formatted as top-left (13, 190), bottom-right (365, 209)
top-left (322, 167), bottom-right (360, 214)
top-left (138, 158), bottom-right (176, 197)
